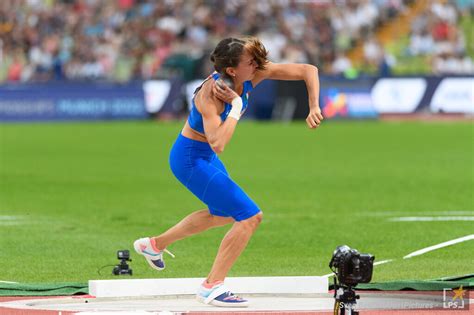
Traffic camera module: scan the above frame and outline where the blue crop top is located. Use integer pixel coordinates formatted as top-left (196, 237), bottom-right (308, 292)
top-left (188, 72), bottom-right (253, 134)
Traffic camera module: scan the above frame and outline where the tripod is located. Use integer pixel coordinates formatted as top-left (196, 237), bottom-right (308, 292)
top-left (113, 258), bottom-right (133, 275)
top-left (333, 278), bottom-right (360, 315)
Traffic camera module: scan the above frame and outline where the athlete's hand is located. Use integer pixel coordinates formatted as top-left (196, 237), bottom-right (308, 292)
top-left (306, 106), bottom-right (323, 129)
top-left (213, 80), bottom-right (239, 104)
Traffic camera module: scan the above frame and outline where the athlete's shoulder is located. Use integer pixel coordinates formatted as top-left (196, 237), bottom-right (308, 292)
top-left (195, 80), bottom-right (221, 116)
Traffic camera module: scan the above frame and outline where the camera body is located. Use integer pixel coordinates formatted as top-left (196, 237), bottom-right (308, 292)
top-left (329, 245), bottom-right (374, 286)
top-left (113, 250), bottom-right (132, 276)
top-left (117, 250), bottom-right (130, 260)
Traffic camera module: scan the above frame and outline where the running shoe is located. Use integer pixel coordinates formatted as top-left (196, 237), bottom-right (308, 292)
top-left (133, 237), bottom-right (174, 271)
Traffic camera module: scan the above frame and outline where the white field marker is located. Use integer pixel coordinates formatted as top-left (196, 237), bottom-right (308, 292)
top-left (321, 272), bottom-right (335, 277)
top-left (436, 211), bottom-right (474, 215)
top-left (389, 216), bottom-right (474, 222)
top-left (374, 259), bottom-right (393, 266)
top-left (403, 234), bottom-right (474, 259)
top-left (89, 276), bottom-right (328, 297)
top-left (0, 280), bottom-right (18, 284)
top-left (0, 215), bottom-right (27, 226)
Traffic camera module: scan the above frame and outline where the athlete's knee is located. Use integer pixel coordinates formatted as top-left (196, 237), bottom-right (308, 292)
top-left (253, 211), bottom-right (263, 225)
top-left (240, 211), bottom-right (263, 231)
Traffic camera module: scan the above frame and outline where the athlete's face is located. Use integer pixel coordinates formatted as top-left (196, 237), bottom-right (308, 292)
top-left (230, 50), bottom-right (257, 82)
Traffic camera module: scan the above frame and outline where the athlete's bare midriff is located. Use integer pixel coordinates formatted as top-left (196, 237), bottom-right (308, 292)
top-left (181, 120), bottom-right (208, 142)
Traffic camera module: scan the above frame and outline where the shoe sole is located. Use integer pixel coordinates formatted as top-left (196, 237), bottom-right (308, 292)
top-left (196, 295), bottom-right (249, 308)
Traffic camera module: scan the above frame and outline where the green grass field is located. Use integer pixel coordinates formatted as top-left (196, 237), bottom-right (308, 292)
top-left (0, 120), bottom-right (473, 284)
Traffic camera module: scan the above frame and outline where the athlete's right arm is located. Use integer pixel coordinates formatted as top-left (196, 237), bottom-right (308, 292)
top-left (199, 95), bottom-right (239, 154)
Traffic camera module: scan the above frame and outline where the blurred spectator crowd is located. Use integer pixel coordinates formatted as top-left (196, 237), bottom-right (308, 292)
top-left (409, 0), bottom-right (473, 75)
top-left (0, 0), bottom-right (472, 83)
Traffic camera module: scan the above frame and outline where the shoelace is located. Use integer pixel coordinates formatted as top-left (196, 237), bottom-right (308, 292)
top-left (163, 248), bottom-right (175, 258)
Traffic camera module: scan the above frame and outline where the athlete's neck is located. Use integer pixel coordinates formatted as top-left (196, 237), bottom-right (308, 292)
top-left (233, 83), bottom-right (243, 95)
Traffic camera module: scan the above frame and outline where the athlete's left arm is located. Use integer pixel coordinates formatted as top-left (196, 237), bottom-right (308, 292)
top-left (252, 62), bottom-right (323, 129)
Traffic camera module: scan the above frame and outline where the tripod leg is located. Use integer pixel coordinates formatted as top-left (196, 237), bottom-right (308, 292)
top-left (345, 308), bottom-right (358, 315)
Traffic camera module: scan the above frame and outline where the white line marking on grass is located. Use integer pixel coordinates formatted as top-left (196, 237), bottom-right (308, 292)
top-left (436, 211), bottom-right (474, 215)
top-left (365, 210), bottom-right (474, 217)
top-left (403, 234), bottom-right (474, 259)
top-left (0, 215), bottom-right (28, 226)
top-left (389, 216), bottom-right (474, 222)
top-left (321, 272), bottom-right (335, 277)
top-left (0, 215), bottom-right (27, 221)
top-left (0, 280), bottom-right (18, 284)
top-left (0, 215), bottom-right (26, 219)
top-left (374, 259), bottom-right (393, 266)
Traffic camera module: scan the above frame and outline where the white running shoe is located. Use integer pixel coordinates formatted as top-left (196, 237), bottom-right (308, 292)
top-left (196, 281), bottom-right (249, 307)
top-left (133, 237), bottom-right (174, 271)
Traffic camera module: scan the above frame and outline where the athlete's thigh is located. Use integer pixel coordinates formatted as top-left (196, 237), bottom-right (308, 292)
top-left (186, 159), bottom-right (259, 221)
top-left (210, 156), bottom-right (228, 176)
top-left (200, 169), bottom-right (260, 221)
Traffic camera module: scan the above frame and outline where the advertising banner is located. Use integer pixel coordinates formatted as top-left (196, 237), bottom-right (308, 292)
top-left (371, 78), bottom-right (427, 113)
top-left (3, 76), bottom-right (470, 122)
top-left (0, 82), bottom-right (147, 121)
top-left (430, 78), bottom-right (474, 113)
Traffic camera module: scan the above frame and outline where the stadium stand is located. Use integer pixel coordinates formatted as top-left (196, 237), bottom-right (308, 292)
top-left (0, 0), bottom-right (472, 83)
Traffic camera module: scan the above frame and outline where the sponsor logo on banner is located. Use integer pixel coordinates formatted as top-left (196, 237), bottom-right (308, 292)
top-left (0, 100), bottom-right (55, 117)
top-left (56, 99), bottom-right (144, 116)
top-left (143, 81), bottom-right (172, 113)
top-left (322, 88), bottom-right (377, 118)
top-left (371, 78), bottom-right (427, 113)
top-left (430, 78), bottom-right (474, 113)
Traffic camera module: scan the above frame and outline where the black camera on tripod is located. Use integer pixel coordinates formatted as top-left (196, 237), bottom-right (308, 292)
top-left (329, 245), bottom-right (375, 315)
top-left (329, 245), bottom-right (374, 286)
top-left (113, 250), bottom-right (133, 276)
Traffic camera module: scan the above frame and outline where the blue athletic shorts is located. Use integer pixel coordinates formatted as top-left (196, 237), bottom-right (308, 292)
top-left (169, 134), bottom-right (261, 221)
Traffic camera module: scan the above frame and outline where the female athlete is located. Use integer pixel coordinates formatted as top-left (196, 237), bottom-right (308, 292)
top-left (134, 37), bottom-right (323, 307)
